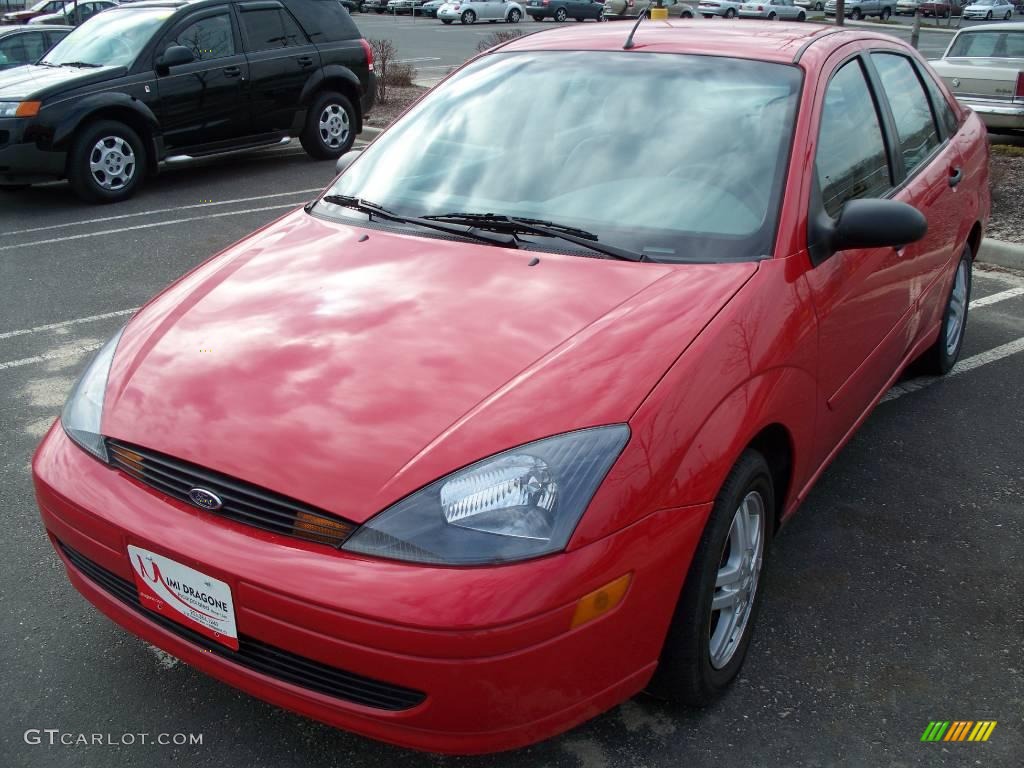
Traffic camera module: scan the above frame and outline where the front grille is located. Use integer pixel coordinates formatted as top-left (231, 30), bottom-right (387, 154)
top-left (58, 540), bottom-right (426, 711)
top-left (106, 440), bottom-right (355, 547)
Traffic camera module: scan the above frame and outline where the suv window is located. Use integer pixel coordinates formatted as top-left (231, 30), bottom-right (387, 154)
top-left (871, 54), bottom-right (940, 175)
top-left (171, 14), bottom-right (235, 61)
top-left (240, 8), bottom-right (306, 51)
top-left (816, 60), bottom-right (892, 218)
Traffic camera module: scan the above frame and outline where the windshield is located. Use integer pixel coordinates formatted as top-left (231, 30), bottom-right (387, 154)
top-left (949, 30), bottom-right (1024, 58)
top-left (318, 51), bottom-right (802, 263)
top-left (40, 8), bottom-right (173, 68)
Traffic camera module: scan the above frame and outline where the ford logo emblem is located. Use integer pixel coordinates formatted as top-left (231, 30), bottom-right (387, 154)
top-left (188, 488), bottom-right (223, 511)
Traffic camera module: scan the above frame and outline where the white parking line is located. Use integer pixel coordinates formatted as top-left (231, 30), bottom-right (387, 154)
top-left (0, 189), bottom-right (323, 238)
top-left (0, 203), bottom-right (300, 253)
top-left (0, 342), bottom-right (104, 371)
top-left (971, 286), bottom-right (1024, 308)
top-left (881, 336), bottom-right (1024, 403)
top-left (0, 308), bottom-right (138, 341)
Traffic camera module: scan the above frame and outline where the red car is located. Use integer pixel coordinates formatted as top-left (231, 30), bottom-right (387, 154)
top-left (918, 0), bottom-right (953, 15)
top-left (0, 0), bottom-right (68, 24)
top-left (34, 21), bottom-right (989, 754)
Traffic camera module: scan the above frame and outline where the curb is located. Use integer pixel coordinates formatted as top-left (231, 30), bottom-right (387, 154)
top-left (978, 238), bottom-right (1024, 270)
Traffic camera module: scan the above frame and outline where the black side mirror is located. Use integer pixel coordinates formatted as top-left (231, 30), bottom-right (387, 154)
top-left (830, 199), bottom-right (928, 253)
top-left (158, 45), bottom-right (194, 70)
top-left (335, 148), bottom-right (363, 175)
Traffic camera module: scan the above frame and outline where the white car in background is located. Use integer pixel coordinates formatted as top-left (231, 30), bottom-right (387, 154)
top-left (739, 0), bottom-right (806, 17)
top-left (698, 0), bottom-right (744, 16)
top-left (795, 0), bottom-right (825, 10)
top-left (961, 0), bottom-right (1014, 18)
top-left (438, 0), bottom-right (525, 22)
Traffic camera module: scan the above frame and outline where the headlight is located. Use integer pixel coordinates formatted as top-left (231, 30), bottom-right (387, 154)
top-left (0, 101), bottom-right (41, 118)
top-left (343, 425), bottom-right (629, 565)
top-left (61, 328), bottom-right (124, 462)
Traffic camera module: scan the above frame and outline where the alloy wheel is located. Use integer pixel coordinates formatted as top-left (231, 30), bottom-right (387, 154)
top-left (318, 104), bottom-right (350, 150)
top-left (945, 258), bottom-right (969, 357)
top-left (709, 491), bottom-right (765, 670)
top-left (88, 136), bottom-right (136, 191)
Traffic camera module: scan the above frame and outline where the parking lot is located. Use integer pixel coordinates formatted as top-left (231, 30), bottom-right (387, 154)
top-left (2, 10), bottom-right (1023, 768)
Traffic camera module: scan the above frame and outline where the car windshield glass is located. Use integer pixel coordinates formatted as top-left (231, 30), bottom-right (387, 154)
top-left (948, 30), bottom-right (1024, 58)
top-left (317, 51), bottom-right (802, 263)
top-left (40, 8), bottom-right (173, 68)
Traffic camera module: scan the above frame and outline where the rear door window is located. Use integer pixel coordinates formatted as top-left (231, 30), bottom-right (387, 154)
top-left (870, 53), bottom-right (940, 175)
top-left (240, 8), bottom-right (306, 51)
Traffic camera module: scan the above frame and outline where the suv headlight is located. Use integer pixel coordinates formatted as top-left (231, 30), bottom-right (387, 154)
top-left (343, 425), bottom-right (630, 565)
top-left (0, 101), bottom-right (41, 118)
top-left (61, 328), bottom-right (124, 462)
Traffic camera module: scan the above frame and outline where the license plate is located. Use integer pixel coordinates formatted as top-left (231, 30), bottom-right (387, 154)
top-left (128, 545), bottom-right (239, 650)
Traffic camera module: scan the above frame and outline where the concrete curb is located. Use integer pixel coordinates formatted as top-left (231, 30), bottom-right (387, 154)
top-left (978, 238), bottom-right (1024, 270)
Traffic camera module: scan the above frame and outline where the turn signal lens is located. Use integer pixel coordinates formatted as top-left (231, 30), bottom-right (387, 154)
top-left (15, 101), bottom-right (41, 118)
top-left (571, 573), bottom-right (632, 629)
top-left (293, 510), bottom-right (355, 547)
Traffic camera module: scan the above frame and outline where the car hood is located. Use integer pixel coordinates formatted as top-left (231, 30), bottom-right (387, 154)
top-left (103, 210), bottom-right (757, 522)
top-left (0, 63), bottom-right (125, 100)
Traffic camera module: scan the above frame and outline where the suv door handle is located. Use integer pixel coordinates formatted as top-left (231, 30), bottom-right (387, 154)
top-left (223, 66), bottom-right (242, 77)
top-left (948, 167), bottom-right (963, 188)
top-left (296, 56), bottom-right (314, 67)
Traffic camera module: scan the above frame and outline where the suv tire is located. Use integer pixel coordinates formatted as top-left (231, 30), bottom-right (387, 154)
top-left (68, 120), bottom-right (145, 204)
top-left (300, 91), bottom-right (356, 160)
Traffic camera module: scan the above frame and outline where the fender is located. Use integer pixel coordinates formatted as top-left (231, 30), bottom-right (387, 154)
top-left (51, 92), bottom-right (161, 152)
top-left (299, 65), bottom-right (363, 122)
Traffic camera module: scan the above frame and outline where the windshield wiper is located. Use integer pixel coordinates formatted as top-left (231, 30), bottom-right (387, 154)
top-left (423, 212), bottom-right (646, 262)
top-left (320, 195), bottom-right (518, 249)
top-left (59, 61), bottom-right (101, 68)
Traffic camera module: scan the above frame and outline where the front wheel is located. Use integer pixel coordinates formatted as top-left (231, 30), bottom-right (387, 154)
top-left (985, 9), bottom-right (992, 18)
top-left (68, 120), bottom-right (145, 204)
top-left (554, 7), bottom-right (567, 20)
top-left (1005, 10), bottom-right (1012, 19)
top-left (797, 10), bottom-right (805, 20)
top-left (648, 449), bottom-right (774, 705)
top-left (850, 7), bottom-right (862, 19)
top-left (880, 6), bottom-right (891, 19)
top-left (508, 7), bottom-right (521, 21)
top-left (300, 91), bottom-right (356, 159)
top-left (768, 10), bottom-right (776, 18)
top-left (725, 7), bottom-right (736, 17)
top-left (918, 246), bottom-right (972, 375)
top-left (461, 9), bottom-right (476, 22)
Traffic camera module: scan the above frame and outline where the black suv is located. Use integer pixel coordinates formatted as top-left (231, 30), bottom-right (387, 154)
top-left (0, 0), bottom-right (375, 202)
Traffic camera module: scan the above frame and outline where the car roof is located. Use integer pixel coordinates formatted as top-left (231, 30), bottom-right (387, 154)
top-left (0, 24), bottom-right (74, 33)
top-left (955, 21), bottom-right (1024, 30)
top-left (498, 20), bottom-right (902, 64)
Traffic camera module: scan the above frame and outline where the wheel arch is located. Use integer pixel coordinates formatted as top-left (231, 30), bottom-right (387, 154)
top-left (966, 221), bottom-right (983, 261)
top-left (301, 67), bottom-right (365, 133)
top-left (53, 97), bottom-right (161, 175)
top-left (745, 423), bottom-right (794, 533)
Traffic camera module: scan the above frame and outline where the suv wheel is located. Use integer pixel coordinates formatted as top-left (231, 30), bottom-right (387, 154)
top-left (68, 120), bottom-right (144, 204)
top-left (301, 91), bottom-right (356, 160)
top-left (880, 6), bottom-right (891, 18)
top-left (851, 7), bottom-right (862, 18)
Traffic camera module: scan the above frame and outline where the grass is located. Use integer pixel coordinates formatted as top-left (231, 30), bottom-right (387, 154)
top-left (991, 144), bottom-right (1024, 159)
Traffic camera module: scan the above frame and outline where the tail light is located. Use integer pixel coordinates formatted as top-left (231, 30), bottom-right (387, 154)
top-left (1016, 71), bottom-right (1024, 101)
top-left (543, 0), bottom-right (550, 4)
top-left (359, 38), bottom-right (374, 72)
top-left (627, 0), bottom-right (634, 5)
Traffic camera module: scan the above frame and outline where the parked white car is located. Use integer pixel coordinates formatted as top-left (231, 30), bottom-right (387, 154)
top-left (961, 0), bottom-right (1014, 19)
top-left (698, 0), bottom-right (744, 16)
top-left (795, 0), bottom-right (825, 10)
top-left (929, 22), bottom-right (1024, 131)
top-left (438, 0), bottom-right (525, 22)
top-left (739, 0), bottom-right (806, 17)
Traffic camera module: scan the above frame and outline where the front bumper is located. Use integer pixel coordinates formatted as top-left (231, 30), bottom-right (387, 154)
top-left (0, 117), bottom-right (65, 184)
top-left (34, 424), bottom-right (705, 753)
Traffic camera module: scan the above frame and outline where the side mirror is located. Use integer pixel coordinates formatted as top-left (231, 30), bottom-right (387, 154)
top-left (829, 199), bottom-right (927, 253)
top-left (158, 45), bottom-right (194, 70)
top-left (335, 148), bottom-right (363, 175)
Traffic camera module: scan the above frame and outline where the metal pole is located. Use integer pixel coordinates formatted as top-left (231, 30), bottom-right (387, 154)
top-left (910, 8), bottom-right (921, 50)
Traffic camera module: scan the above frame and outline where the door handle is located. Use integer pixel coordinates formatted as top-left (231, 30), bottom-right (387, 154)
top-left (948, 167), bottom-right (963, 188)
top-left (223, 66), bottom-right (242, 77)
top-left (296, 56), bottom-right (314, 67)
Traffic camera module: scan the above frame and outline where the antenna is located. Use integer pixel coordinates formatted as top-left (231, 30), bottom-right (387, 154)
top-left (622, 11), bottom-right (647, 50)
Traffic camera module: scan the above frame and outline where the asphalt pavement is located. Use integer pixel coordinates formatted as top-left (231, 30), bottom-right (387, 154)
top-left (2, 15), bottom-right (1024, 768)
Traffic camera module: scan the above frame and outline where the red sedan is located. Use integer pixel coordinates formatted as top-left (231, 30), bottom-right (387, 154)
top-left (34, 21), bottom-right (989, 754)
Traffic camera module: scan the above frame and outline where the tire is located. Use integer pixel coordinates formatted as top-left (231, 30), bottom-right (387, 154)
top-left (725, 7), bottom-right (736, 17)
top-left (797, 10), bottom-right (806, 20)
top-left (985, 9), bottom-right (992, 17)
top-left (880, 6), bottom-right (891, 19)
top-left (554, 7), bottom-right (567, 20)
top-left (768, 11), bottom-right (776, 18)
top-left (68, 120), bottom-right (145, 204)
top-left (300, 91), bottom-right (356, 160)
top-left (648, 449), bottom-right (774, 706)
top-left (1005, 10), bottom-right (1012, 19)
top-left (682, 9), bottom-right (693, 16)
top-left (815, 1), bottom-right (823, 8)
top-left (918, 245), bottom-right (972, 375)
top-left (508, 7), bottom-right (521, 20)
top-left (461, 9), bottom-right (476, 22)
top-left (851, 7), bottom-right (862, 19)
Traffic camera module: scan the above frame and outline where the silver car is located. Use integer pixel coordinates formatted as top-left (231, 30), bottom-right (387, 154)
top-left (739, 0), bottom-right (807, 17)
top-left (961, 0), bottom-right (1014, 18)
top-left (698, 0), bottom-right (744, 16)
top-left (795, 0), bottom-right (826, 10)
top-left (437, 0), bottom-right (525, 22)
